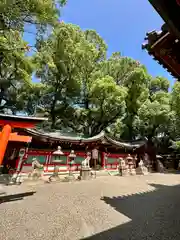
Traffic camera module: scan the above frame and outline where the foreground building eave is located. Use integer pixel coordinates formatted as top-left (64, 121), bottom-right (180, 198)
top-left (142, 29), bottom-right (180, 79)
top-left (148, 0), bottom-right (180, 40)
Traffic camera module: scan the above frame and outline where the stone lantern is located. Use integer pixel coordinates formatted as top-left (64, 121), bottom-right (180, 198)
top-left (118, 157), bottom-right (129, 176)
top-left (126, 154), bottom-right (136, 176)
top-left (68, 150), bottom-right (76, 176)
top-left (49, 146), bottom-right (64, 181)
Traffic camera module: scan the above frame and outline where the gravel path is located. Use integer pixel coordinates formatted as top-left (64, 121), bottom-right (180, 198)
top-left (1, 174), bottom-right (180, 240)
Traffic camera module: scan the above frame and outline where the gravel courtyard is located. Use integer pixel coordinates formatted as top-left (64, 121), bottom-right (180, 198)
top-left (1, 173), bottom-right (180, 240)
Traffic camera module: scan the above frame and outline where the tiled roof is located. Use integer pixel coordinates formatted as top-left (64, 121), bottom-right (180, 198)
top-left (23, 129), bottom-right (146, 150)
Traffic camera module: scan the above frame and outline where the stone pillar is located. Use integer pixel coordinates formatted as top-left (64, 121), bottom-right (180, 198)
top-left (80, 167), bottom-right (91, 180)
top-left (80, 153), bottom-right (92, 180)
top-left (126, 154), bottom-right (136, 176)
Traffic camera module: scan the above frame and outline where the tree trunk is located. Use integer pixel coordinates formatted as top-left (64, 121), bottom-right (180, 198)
top-left (146, 137), bottom-right (157, 172)
top-left (50, 97), bottom-right (57, 129)
top-left (0, 88), bottom-right (5, 106)
top-left (51, 112), bottom-right (56, 129)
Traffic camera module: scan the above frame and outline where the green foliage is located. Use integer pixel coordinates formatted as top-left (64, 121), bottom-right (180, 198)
top-left (1, 2), bottom-right (178, 151)
top-left (0, 0), bottom-right (66, 31)
top-left (0, 0), bottom-right (67, 113)
top-left (0, 29), bottom-right (33, 112)
top-left (170, 140), bottom-right (180, 152)
top-left (132, 76), bottom-right (171, 140)
top-left (150, 76), bottom-right (169, 94)
top-left (21, 22), bottom-right (175, 142)
top-left (171, 82), bottom-right (180, 116)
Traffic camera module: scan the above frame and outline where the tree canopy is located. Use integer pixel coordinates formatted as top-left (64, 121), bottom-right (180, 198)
top-left (1, 1), bottom-right (180, 157)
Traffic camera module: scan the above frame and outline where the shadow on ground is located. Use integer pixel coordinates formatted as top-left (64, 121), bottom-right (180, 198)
top-left (0, 191), bottom-right (36, 204)
top-left (82, 183), bottom-right (180, 240)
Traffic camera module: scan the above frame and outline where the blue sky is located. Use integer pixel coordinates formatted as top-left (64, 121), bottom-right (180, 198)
top-left (61, 0), bottom-right (174, 86)
top-left (24, 0), bottom-right (174, 86)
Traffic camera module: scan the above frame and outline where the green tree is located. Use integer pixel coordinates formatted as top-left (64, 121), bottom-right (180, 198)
top-left (109, 66), bottom-right (150, 140)
top-left (131, 76), bottom-right (171, 170)
top-left (94, 52), bottom-right (140, 85)
top-left (0, 0), bottom-right (66, 31)
top-left (0, 30), bottom-right (33, 112)
top-left (73, 76), bottom-right (127, 136)
top-left (132, 76), bottom-right (170, 139)
top-left (170, 81), bottom-right (180, 139)
top-left (34, 23), bottom-right (92, 129)
top-left (0, 0), bottom-right (67, 113)
top-left (77, 29), bottom-right (107, 111)
top-left (122, 67), bottom-right (150, 140)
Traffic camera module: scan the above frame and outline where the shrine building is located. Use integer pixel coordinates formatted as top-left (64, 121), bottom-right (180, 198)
top-left (0, 114), bottom-right (146, 175)
top-left (18, 128), bottom-right (146, 174)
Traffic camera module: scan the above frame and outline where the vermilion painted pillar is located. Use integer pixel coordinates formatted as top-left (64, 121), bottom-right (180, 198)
top-left (101, 152), bottom-right (106, 168)
top-left (0, 124), bottom-right (12, 166)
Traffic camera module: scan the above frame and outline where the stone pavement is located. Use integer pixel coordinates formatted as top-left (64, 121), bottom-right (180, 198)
top-left (1, 173), bottom-right (180, 240)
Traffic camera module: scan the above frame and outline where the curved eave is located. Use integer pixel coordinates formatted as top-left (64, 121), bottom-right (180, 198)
top-left (105, 136), bottom-right (146, 150)
top-left (24, 129), bottom-right (105, 143)
top-left (23, 129), bottom-right (146, 150)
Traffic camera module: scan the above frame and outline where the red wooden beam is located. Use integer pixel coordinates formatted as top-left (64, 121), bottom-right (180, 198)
top-left (0, 120), bottom-right (37, 128)
top-left (8, 133), bottom-right (32, 142)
